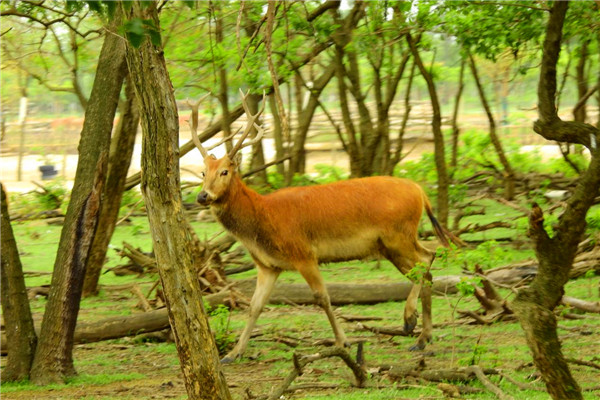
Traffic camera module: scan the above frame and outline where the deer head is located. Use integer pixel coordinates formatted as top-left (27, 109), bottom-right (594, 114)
top-left (190, 90), bottom-right (265, 206)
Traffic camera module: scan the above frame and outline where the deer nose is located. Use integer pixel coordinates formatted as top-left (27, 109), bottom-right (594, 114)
top-left (197, 191), bottom-right (210, 205)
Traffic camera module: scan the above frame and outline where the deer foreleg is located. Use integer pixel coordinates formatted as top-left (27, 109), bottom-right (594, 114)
top-left (297, 261), bottom-right (349, 348)
top-left (221, 263), bottom-right (280, 363)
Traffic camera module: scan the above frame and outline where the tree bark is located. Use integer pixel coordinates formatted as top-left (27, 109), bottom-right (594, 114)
top-left (30, 10), bottom-right (126, 384)
top-left (213, 0), bottom-right (234, 154)
top-left (0, 184), bottom-right (38, 381)
top-left (123, 2), bottom-right (231, 399)
top-left (511, 2), bottom-right (600, 399)
top-left (468, 53), bottom-right (515, 200)
top-left (406, 33), bottom-right (449, 226)
top-left (83, 75), bottom-right (139, 297)
top-left (573, 39), bottom-right (589, 123)
top-left (450, 59), bottom-right (465, 170)
top-left (289, 63), bottom-right (336, 176)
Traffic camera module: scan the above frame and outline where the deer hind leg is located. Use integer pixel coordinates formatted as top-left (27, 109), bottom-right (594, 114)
top-left (382, 239), bottom-right (435, 350)
top-left (296, 260), bottom-right (349, 348)
top-left (221, 262), bottom-right (280, 363)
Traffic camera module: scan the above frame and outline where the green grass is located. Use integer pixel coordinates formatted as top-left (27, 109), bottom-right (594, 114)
top-left (4, 167), bottom-right (600, 399)
top-left (0, 372), bottom-right (146, 393)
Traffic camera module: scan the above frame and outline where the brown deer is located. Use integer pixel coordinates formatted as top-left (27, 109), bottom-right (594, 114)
top-left (190, 91), bottom-right (450, 363)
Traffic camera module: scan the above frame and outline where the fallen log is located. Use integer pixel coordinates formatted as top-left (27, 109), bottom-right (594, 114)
top-left (3, 277), bottom-right (460, 354)
top-left (562, 296), bottom-right (600, 313)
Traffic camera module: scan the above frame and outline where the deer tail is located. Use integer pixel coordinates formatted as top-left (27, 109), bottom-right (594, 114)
top-left (422, 191), bottom-right (450, 248)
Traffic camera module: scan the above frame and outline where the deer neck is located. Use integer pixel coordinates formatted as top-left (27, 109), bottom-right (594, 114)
top-left (211, 175), bottom-right (263, 239)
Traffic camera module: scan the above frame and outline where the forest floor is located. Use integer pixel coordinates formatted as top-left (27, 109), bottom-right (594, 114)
top-left (2, 285), bottom-right (600, 400)
top-left (2, 212), bottom-right (600, 399)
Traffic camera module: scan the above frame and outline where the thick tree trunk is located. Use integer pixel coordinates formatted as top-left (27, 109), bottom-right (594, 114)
top-left (0, 184), bottom-right (38, 381)
top-left (83, 76), bottom-right (139, 297)
top-left (30, 12), bottom-right (126, 384)
top-left (406, 34), bottom-right (449, 226)
top-left (511, 3), bottom-right (600, 399)
top-left (123, 2), bottom-right (231, 399)
top-left (468, 54), bottom-right (515, 200)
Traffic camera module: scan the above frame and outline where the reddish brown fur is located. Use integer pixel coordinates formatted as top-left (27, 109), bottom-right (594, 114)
top-left (198, 155), bottom-right (448, 362)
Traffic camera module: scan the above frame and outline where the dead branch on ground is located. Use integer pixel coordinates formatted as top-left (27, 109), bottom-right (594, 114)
top-left (264, 344), bottom-right (367, 400)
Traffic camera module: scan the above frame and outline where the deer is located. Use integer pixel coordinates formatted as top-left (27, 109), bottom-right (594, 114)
top-left (190, 91), bottom-right (450, 363)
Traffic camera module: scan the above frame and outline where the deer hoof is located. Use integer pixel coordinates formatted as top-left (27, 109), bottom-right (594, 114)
top-left (404, 318), bottom-right (417, 334)
top-left (408, 341), bottom-right (425, 352)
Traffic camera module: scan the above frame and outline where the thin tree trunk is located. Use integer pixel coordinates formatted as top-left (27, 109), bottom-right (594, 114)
top-left (268, 93), bottom-right (285, 175)
top-left (574, 39), bottom-right (589, 123)
top-left (82, 75), bottom-right (139, 297)
top-left (16, 72), bottom-right (29, 181)
top-left (213, 0), bottom-right (233, 154)
top-left (335, 45), bottom-right (362, 178)
top-left (450, 59), bottom-right (465, 170)
top-left (388, 60), bottom-right (416, 175)
top-left (289, 64), bottom-right (336, 175)
top-left (0, 184), bottom-right (38, 381)
top-left (511, 3), bottom-right (600, 399)
top-left (246, 93), bottom-right (268, 184)
top-left (123, 2), bottom-right (231, 399)
top-left (406, 33), bottom-right (449, 226)
top-left (30, 10), bottom-right (126, 384)
top-left (468, 53), bottom-right (515, 200)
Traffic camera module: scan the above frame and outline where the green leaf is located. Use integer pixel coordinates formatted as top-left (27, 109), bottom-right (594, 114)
top-left (126, 32), bottom-right (145, 48)
top-left (148, 30), bottom-right (162, 47)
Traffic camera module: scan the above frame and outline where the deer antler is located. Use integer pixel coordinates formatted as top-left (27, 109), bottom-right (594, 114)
top-left (228, 89), bottom-right (267, 159)
top-left (188, 94), bottom-right (211, 159)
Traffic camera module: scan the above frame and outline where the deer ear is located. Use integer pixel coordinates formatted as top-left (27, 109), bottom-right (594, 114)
top-left (231, 153), bottom-right (242, 170)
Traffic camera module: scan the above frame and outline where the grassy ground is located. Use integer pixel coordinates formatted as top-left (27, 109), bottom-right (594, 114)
top-left (2, 195), bottom-right (600, 399)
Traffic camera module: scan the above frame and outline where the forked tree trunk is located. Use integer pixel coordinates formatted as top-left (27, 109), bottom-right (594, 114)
top-left (511, 2), bottom-right (600, 399)
top-left (83, 76), bottom-right (139, 297)
top-left (0, 184), bottom-right (38, 381)
top-left (468, 53), bottom-right (515, 200)
top-left (30, 10), bottom-right (126, 384)
top-left (406, 34), bottom-right (449, 226)
top-left (123, 2), bottom-right (231, 399)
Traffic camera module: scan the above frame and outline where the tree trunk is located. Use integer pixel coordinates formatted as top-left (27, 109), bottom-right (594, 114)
top-left (574, 39), bottom-right (589, 123)
top-left (468, 53), bottom-right (515, 200)
top-left (213, 0), bottom-right (234, 154)
top-left (30, 10), bottom-right (126, 384)
top-left (245, 94), bottom-right (268, 184)
top-left (511, 3), bottom-right (600, 399)
top-left (387, 60), bottom-right (416, 175)
top-left (123, 2), bottom-right (231, 399)
top-left (289, 64), bottom-right (336, 175)
top-left (450, 59), bottom-right (465, 170)
top-left (268, 93), bottom-right (285, 175)
top-left (83, 76), bottom-right (139, 297)
top-left (0, 184), bottom-right (38, 381)
top-left (406, 34), bottom-right (449, 226)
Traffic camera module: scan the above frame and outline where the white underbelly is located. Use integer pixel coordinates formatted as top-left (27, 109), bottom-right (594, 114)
top-left (313, 230), bottom-right (380, 262)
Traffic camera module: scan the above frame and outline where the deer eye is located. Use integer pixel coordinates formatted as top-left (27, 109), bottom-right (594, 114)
top-left (200, 171), bottom-right (205, 178)
top-left (220, 170), bottom-right (228, 177)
